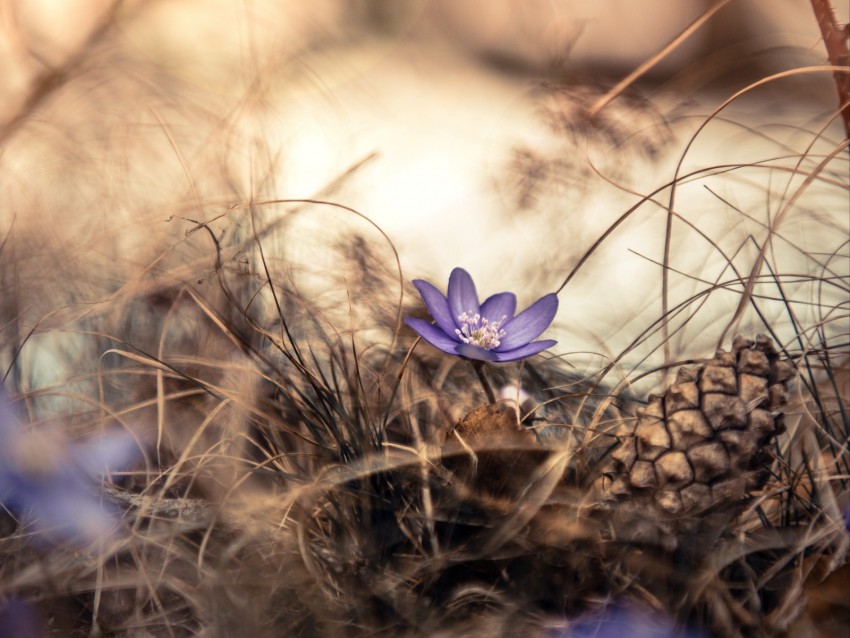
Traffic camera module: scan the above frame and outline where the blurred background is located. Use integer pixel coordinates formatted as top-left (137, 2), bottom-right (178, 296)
top-left (1, 0), bottom-right (847, 383)
top-left (0, 3), bottom-right (848, 636)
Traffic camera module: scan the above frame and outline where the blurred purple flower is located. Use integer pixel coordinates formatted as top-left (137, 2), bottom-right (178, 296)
top-left (549, 600), bottom-right (705, 638)
top-left (405, 267), bottom-right (558, 363)
top-left (0, 384), bottom-right (138, 546)
top-left (0, 599), bottom-right (44, 638)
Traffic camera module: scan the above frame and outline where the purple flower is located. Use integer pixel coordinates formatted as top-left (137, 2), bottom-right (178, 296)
top-left (0, 599), bottom-right (44, 638)
top-left (549, 600), bottom-right (705, 638)
top-left (0, 384), bottom-right (138, 546)
top-left (405, 267), bottom-right (558, 363)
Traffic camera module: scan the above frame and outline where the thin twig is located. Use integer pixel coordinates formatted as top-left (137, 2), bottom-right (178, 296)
top-left (0, 0), bottom-right (130, 145)
top-left (809, 0), bottom-right (850, 140)
top-left (588, 0), bottom-right (732, 118)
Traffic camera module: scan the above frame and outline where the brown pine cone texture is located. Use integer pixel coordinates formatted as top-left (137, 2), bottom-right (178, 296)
top-left (598, 335), bottom-right (796, 551)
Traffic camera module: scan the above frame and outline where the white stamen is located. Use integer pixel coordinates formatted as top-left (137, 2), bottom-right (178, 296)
top-left (455, 311), bottom-right (507, 350)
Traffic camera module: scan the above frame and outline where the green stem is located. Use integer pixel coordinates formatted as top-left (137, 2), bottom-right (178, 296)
top-left (472, 361), bottom-right (497, 404)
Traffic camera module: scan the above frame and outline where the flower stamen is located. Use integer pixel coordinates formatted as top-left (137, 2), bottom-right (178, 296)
top-left (455, 311), bottom-right (507, 350)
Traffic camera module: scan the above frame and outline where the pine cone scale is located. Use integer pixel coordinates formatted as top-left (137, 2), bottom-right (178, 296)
top-left (599, 334), bottom-right (796, 529)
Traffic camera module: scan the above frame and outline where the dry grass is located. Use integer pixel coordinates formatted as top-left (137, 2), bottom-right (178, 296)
top-left (0, 2), bottom-right (848, 636)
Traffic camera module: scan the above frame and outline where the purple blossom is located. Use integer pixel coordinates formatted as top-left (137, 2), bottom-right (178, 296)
top-left (0, 599), bottom-right (44, 638)
top-left (0, 384), bottom-right (138, 546)
top-left (405, 267), bottom-right (558, 363)
top-left (549, 600), bottom-right (705, 638)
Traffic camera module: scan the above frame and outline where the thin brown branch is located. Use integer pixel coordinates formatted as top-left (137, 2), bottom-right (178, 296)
top-left (810, 0), bottom-right (850, 140)
top-left (0, 0), bottom-right (128, 146)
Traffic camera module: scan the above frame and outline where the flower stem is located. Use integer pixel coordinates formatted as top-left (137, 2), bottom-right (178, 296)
top-left (472, 361), bottom-right (497, 404)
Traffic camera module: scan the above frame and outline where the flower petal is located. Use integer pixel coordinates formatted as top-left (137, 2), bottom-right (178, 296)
top-left (0, 598), bottom-right (44, 638)
top-left (479, 291), bottom-right (517, 323)
top-left (404, 317), bottom-right (461, 354)
top-left (28, 479), bottom-right (119, 544)
top-left (447, 268), bottom-right (479, 325)
top-left (412, 279), bottom-right (457, 336)
top-left (456, 343), bottom-right (499, 362)
top-left (73, 430), bottom-right (139, 479)
top-left (491, 339), bottom-right (557, 363)
top-left (497, 293), bottom-right (559, 351)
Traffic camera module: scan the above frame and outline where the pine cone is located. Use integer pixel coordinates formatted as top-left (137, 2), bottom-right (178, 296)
top-left (598, 335), bottom-right (795, 550)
